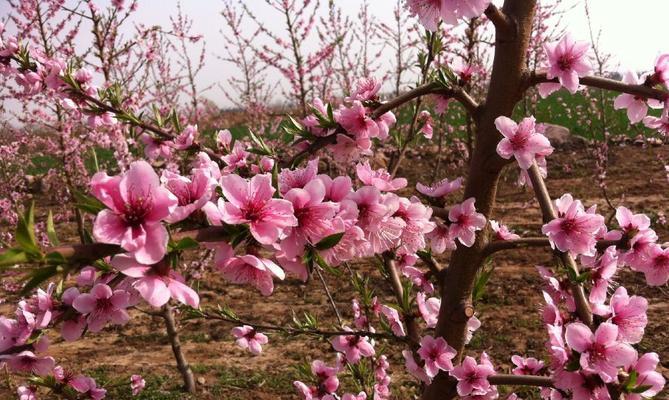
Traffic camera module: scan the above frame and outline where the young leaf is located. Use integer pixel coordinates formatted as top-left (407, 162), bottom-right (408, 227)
top-left (169, 237), bottom-right (200, 252)
top-left (0, 248), bottom-right (28, 267)
top-left (21, 265), bottom-right (59, 295)
top-left (16, 202), bottom-right (40, 256)
top-left (314, 232), bottom-right (345, 250)
top-left (46, 210), bottom-right (59, 246)
top-left (72, 189), bottom-right (105, 215)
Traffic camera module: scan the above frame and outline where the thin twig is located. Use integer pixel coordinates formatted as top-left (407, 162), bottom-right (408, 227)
top-left (314, 267), bottom-right (344, 327)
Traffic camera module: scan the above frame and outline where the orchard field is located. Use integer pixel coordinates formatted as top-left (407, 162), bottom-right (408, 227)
top-left (0, 1), bottom-right (668, 400)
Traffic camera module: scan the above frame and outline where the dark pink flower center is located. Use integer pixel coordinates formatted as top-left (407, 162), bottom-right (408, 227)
top-left (123, 191), bottom-right (153, 227)
top-left (167, 182), bottom-right (194, 206)
top-left (242, 202), bottom-right (265, 222)
top-left (559, 218), bottom-right (578, 234)
top-left (509, 132), bottom-right (529, 150)
top-left (346, 335), bottom-right (361, 347)
top-left (95, 296), bottom-right (114, 313)
top-left (557, 55), bottom-right (574, 71)
top-left (653, 254), bottom-right (669, 269)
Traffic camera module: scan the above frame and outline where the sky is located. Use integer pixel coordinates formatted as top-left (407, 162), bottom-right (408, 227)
top-left (1, 0), bottom-right (668, 110)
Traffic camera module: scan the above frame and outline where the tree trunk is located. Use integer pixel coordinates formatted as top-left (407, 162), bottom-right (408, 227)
top-left (422, 1), bottom-right (538, 398)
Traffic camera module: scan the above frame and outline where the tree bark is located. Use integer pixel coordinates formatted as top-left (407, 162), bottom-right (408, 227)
top-left (422, 1), bottom-right (538, 398)
top-left (162, 303), bottom-right (196, 393)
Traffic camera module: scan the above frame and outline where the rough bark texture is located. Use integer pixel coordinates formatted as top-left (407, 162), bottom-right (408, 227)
top-left (422, 1), bottom-right (538, 398)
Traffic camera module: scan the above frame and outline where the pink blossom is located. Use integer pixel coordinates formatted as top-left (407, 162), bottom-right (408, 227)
top-left (310, 359), bottom-right (340, 394)
top-left (510, 355), bottom-right (544, 375)
top-left (221, 141), bottom-right (249, 173)
top-left (91, 161), bottom-right (178, 264)
top-left (17, 386), bottom-right (37, 400)
top-left (349, 77), bottom-right (381, 101)
top-left (463, 317), bottom-right (480, 344)
top-left (330, 329), bottom-right (375, 363)
top-left (111, 254), bottom-right (200, 308)
top-left (402, 350), bottom-right (431, 384)
top-left (416, 177), bottom-right (462, 198)
top-left (3, 351), bottom-right (54, 376)
top-left (403, 266), bottom-right (434, 293)
top-left (216, 129), bottom-right (233, 151)
top-left (643, 113), bottom-right (669, 136)
top-left (490, 220), bottom-right (520, 241)
top-left (564, 322), bottom-right (637, 382)
top-left (77, 266), bottom-right (97, 287)
top-left (624, 352), bottom-right (666, 400)
top-left (624, 229), bottom-right (658, 271)
top-left (161, 169), bottom-right (216, 223)
top-left (140, 134), bottom-right (173, 160)
top-left (60, 287), bottom-right (86, 341)
top-left (417, 335), bottom-right (456, 377)
top-left (417, 292), bottom-right (440, 328)
top-left (380, 305), bottom-right (406, 337)
top-left (494, 116), bottom-right (553, 170)
top-left (394, 197), bottom-right (435, 255)
top-left (613, 71), bottom-right (649, 123)
top-left (448, 197), bottom-right (486, 247)
top-left (544, 33), bottom-right (592, 93)
top-left (231, 325), bottom-right (268, 355)
top-left (580, 246), bottom-right (618, 307)
top-left (608, 286), bottom-right (647, 344)
top-left (418, 110), bottom-right (433, 139)
top-left (70, 376), bottom-right (106, 400)
top-left (426, 223), bottom-right (456, 254)
top-left (434, 95), bottom-right (451, 115)
top-left (130, 374), bottom-right (145, 396)
top-left (216, 247), bottom-right (285, 296)
top-left (406, 0), bottom-right (447, 32)
top-left (173, 125), bottom-right (198, 150)
top-left (72, 283), bottom-right (130, 332)
top-left (348, 187), bottom-right (405, 254)
top-left (317, 174), bottom-right (352, 202)
top-left (355, 161), bottom-right (407, 192)
top-left (280, 179), bottom-right (339, 259)
top-left (651, 53), bottom-right (669, 87)
top-left (616, 206), bottom-right (651, 234)
top-left (450, 355), bottom-right (495, 396)
top-left (219, 173), bottom-right (297, 245)
top-left (330, 133), bottom-right (372, 163)
top-left (541, 195), bottom-right (604, 257)
top-left (279, 158), bottom-right (319, 195)
top-left (637, 244), bottom-right (669, 286)
top-left (336, 101), bottom-right (378, 138)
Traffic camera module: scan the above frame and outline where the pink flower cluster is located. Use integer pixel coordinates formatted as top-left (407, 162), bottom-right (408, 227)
top-left (406, 0), bottom-right (491, 31)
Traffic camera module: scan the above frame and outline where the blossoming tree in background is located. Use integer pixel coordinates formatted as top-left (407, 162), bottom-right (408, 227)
top-left (0, 0), bottom-right (668, 399)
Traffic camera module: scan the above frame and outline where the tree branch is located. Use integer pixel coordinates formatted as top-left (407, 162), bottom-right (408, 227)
top-left (526, 162), bottom-right (593, 327)
top-left (482, 237), bottom-right (627, 257)
top-left (162, 303), bottom-right (196, 393)
top-left (526, 71), bottom-right (669, 101)
top-left (484, 4), bottom-right (514, 36)
top-left (488, 374), bottom-right (553, 387)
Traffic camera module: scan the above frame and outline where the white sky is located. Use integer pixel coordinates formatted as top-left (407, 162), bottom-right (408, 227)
top-left (1, 0), bottom-right (667, 109)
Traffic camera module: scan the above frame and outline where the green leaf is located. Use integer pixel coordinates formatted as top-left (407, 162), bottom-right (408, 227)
top-left (472, 260), bottom-right (495, 303)
top-left (314, 232), bottom-right (345, 250)
top-left (44, 251), bottom-right (67, 266)
top-left (0, 248), bottom-right (28, 267)
top-left (46, 211), bottom-right (59, 246)
top-left (169, 237), bottom-right (200, 252)
top-left (16, 202), bottom-right (40, 256)
top-left (21, 265), bottom-right (59, 295)
top-left (72, 190), bottom-right (105, 215)
top-left (313, 252), bottom-right (342, 277)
